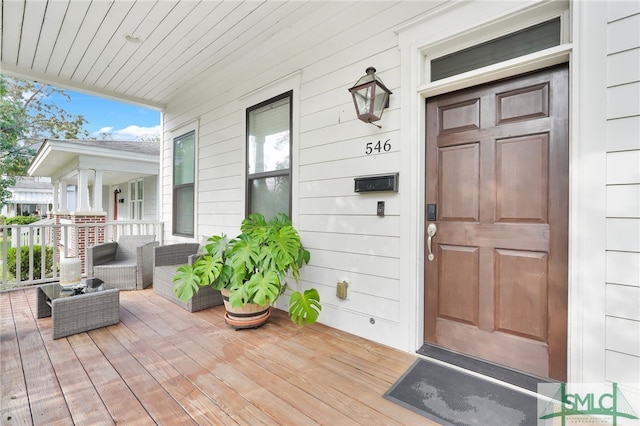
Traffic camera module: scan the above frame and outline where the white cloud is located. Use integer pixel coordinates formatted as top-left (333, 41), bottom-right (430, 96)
top-left (96, 126), bottom-right (114, 134)
top-left (92, 124), bottom-right (161, 140)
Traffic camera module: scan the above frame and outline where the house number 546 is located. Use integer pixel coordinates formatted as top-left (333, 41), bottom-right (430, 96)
top-left (365, 139), bottom-right (391, 155)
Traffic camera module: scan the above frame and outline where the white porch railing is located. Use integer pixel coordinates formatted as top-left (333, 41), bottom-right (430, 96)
top-left (1, 220), bottom-right (164, 290)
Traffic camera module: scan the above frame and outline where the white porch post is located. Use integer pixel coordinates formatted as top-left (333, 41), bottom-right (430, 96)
top-left (78, 168), bottom-right (89, 211)
top-left (52, 180), bottom-right (60, 212)
top-left (93, 169), bottom-right (103, 212)
top-left (60, 181), bottom-right (68, 212)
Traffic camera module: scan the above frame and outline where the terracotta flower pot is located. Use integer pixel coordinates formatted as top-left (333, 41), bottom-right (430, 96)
top-left (220, 288), bottom-right (271, 329)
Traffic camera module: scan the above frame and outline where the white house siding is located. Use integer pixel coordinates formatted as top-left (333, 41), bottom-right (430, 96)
top-left (115, 183), bottom-right (129, 221)
top-left (143, 176), bottom-right (158, 221)
top-left (160, 0), bottom-right (640, 401)
top-left (162, 1), bottom-right (444, 349)
top-left (605, 2), bottom-right (640, 389)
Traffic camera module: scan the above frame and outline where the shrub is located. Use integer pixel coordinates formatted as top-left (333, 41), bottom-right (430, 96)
top-left (3, 215), bottom-right (41, 237)
top-left (5, 216), bottom-right (41, 226)
top-left (5, 245), bottom-right (55, 282)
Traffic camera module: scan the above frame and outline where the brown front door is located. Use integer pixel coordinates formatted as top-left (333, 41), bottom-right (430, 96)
top-left (424, 65), bottom-right (569, 381)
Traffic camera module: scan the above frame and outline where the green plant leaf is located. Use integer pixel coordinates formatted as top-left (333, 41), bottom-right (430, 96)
top-left (192, 255), bottom-right (224, 286)
top-left (230, 235), bottom-right (260, 274)
top-left (291, 247), bottom-right (311, 281)
top-left (228, 282), bottom-right (251, 307)
top-left (173, 264), bottom-right (201, 302)
top-left (301, 247), bottom-right (311, 265)
top-left (270, 212), bottom-right (292, 228)
top-left (241, 212), bottom-right (268, 240)
top-left (203, 234), bottom-right (230, 257)
top-left (288, 288), bottom-right (321, 325)
top-left (216, 260), bottom-right (234, 290)
top-left (246, 270), bottom-right (281, 305)
top-left (270, 225), bottom-right (300, 272)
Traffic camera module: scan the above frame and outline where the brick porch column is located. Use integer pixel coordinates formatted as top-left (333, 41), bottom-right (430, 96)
top-left (55, 212), bottom-right (107, 275)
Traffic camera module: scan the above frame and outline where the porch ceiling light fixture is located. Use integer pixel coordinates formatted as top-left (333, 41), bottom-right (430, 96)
top-left (124, 34), bottom-right (142, 44)
top-left (348, 67), bottom-right (392, 128)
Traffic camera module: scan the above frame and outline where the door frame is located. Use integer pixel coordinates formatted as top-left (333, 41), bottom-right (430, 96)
top-left (397, 3), bottom-right (573, 354)
top-left (397, 0), bottom-right (609, 386)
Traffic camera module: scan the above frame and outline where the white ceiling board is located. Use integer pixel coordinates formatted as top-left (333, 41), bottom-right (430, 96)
top-left (58, 1), bottom-right (115, 80)
top-left (82, 0), bottom-right (157, 87)
top-left (1, 0), bottom-right (397, 109)
top-left (92, 1), bottom-right (176, 90)
top-left (45, 1), bottom-right (91, 77)
top-left (70, 3), bottom-right (130, 83)
top-left (118, 1), bottom-right (225, 98)
top-left (107, 0), bottom-right (204, 94)
top-left (17, 0), bottom-right (47, 69)
top-left (31, 1), bottom-right (70, 72)
top-left (144, 1), bottom-right (317, 103)
top-left (2, 0), bottom-right (24, 66)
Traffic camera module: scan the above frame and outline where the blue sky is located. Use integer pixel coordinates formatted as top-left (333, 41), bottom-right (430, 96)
top-left (59, 90), bottom-right (161, 140)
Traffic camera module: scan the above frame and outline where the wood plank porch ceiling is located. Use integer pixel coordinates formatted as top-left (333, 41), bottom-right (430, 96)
top-left (0, 1), bottom-right (361, 109)
top-left (1, 288), bottom-right (432, 425)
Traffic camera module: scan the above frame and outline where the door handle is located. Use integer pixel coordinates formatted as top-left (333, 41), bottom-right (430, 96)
top-left (427, 223), bottom-right (437, 261)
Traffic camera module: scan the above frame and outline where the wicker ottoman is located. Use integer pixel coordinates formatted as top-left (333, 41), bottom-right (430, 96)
top-left (37, 283), bottom-right (120, 339)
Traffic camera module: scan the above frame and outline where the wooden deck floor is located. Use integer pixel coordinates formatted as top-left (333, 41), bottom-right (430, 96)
top-left (1, 287), bottom-right (436, 425)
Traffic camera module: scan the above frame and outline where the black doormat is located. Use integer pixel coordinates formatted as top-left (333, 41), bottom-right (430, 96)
top-left (384, 358), bottom-right (539, 425)
top-left (417, 344), bottom-right (551, 393)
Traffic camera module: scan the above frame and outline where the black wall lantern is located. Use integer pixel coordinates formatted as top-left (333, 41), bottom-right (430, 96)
top-left (348, 67), bottom-right (392, 128)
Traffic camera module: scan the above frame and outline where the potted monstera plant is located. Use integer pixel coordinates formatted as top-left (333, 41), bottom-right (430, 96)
top-left (173, 213), bottom-right (321, 328)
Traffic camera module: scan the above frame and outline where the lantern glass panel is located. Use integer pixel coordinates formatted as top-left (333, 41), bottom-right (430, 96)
top-left (352, 84), bottom-right (374, 116)
top-left (372, 87), bottom-right (389, 120)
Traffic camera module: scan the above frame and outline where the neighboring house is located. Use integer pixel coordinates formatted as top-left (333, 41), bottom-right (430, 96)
top-left (1, 176), bottom-right (52, 217)
top-left (3, 0), bottom-right (638, 408)
top-left (27, 139), bottom-right (159, 222)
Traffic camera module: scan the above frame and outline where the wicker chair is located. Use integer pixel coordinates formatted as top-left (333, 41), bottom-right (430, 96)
top-left (86, 235), bottom-right (158, 291)
top-left (153, 243), bottom-right (223, 312)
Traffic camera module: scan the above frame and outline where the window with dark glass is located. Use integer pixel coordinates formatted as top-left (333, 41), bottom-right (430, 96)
top-left (431, 18), bottom-right (561, 82)
top-left (173, 131), bottom-right (195, 236)
top-left (246, 91), bottom-right (292, 220)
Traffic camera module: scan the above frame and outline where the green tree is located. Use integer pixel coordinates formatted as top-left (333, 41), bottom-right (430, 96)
top-left (0, 75), bottom-right (89, 206)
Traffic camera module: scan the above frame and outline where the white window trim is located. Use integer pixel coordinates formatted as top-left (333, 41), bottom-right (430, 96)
top-left (168, 119), bottom-right (199, 239)
top-left (240, 71), bottom-right (302, 224)
top-left (128, 178), bottom-right (144, 220)
top-left (416, 2), bottom-right (571, 96)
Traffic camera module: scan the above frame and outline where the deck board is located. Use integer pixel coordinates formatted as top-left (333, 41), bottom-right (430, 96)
top-left (22, 292), bottom-right (114, 425)
top-left (36, 330), bottom-right (113, 425)
top-left (66, 331), bottom-right (151, 425)
top-left (11, 289), bottom-right (71, 426)
top-left (1, 287), bottom-right (436, 425)
top-left (0, 290), bottom-right (31, 425)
